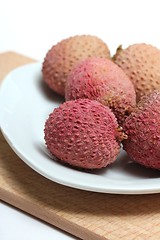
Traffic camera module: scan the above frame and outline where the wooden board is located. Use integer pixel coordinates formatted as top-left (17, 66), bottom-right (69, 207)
top-left (0, 52), bottom-right (160, 240)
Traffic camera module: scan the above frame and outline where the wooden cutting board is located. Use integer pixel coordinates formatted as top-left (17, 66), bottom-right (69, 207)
top-left (0, 52), bottom-right (160, 240)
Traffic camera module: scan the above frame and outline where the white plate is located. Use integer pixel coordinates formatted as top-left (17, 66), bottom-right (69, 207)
top-left (0, 63), bottom-right (160, 194)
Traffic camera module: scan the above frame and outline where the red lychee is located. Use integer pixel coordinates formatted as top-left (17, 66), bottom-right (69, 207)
top-left (123, 90), bottom-right (160, 170)
top-left (44, 99), bottom-right (126, 169)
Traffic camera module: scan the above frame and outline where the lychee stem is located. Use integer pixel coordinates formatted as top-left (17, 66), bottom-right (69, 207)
top-left (112, 44), bottom-right (123, 61)
top-left (115, 127), bottom-right (128, 142)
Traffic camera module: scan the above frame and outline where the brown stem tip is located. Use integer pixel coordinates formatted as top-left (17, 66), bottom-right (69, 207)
top-left (115, 127), bottom-right (128, 142)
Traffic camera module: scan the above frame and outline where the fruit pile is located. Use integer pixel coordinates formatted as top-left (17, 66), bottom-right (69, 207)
top-left (43, 35), bottom-right (160, 170)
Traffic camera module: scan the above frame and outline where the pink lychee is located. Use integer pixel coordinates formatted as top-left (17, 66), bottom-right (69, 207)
top-left (42, 35), bottom-right (110, 96)
top-left (65, 57), bottom-right (136, 124)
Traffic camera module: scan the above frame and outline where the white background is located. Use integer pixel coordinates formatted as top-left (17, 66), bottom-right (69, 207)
top-left (1, 0), bottom-right (160, 239)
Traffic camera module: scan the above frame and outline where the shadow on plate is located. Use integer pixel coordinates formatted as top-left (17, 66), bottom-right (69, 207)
top-left (91, 150), bottom-right (160, 179)
top-left (35, 142), bottom-right (160, 179)
top-left (37, 75), bottom-right (64, 104)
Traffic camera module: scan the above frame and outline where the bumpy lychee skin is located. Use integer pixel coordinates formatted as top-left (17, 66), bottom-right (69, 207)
top-left (65, 57), bottom-right (136, 125)
top-left (44, 99), bottom-right (125, 169)
top-left (42, 35), bottom-right (110, 96)
top-left (123, 90), bottom-right (160, 170)
top-left (113, 43), bottom-right (160, 102)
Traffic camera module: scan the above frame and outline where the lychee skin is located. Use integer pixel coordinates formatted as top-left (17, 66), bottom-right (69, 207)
top-left (44, 99), bottom-right (123, 169)
top-left (123, 90), bottom-right (160, 170)
top-left (42, 35), bottom-right (110, 96)
top-left (113, 43), bottom-right (160, 102)
top-left (65, 57), bottom-right (136, 125)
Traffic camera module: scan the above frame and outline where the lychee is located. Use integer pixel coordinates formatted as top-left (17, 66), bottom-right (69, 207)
top-left (44, 99), bottom-right (126, 169)
top-left (123, 90), bottom-right (160, 170)
top-left (113, 43), bottom-right (160, 102)
top-left (42, 35), bottom-right (110, 96)
top-left (65, 57), bottom-right (136, 124)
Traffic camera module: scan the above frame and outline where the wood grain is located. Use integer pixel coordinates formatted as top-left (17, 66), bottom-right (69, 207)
top-left (0, 52), bottom-right (160, 240)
